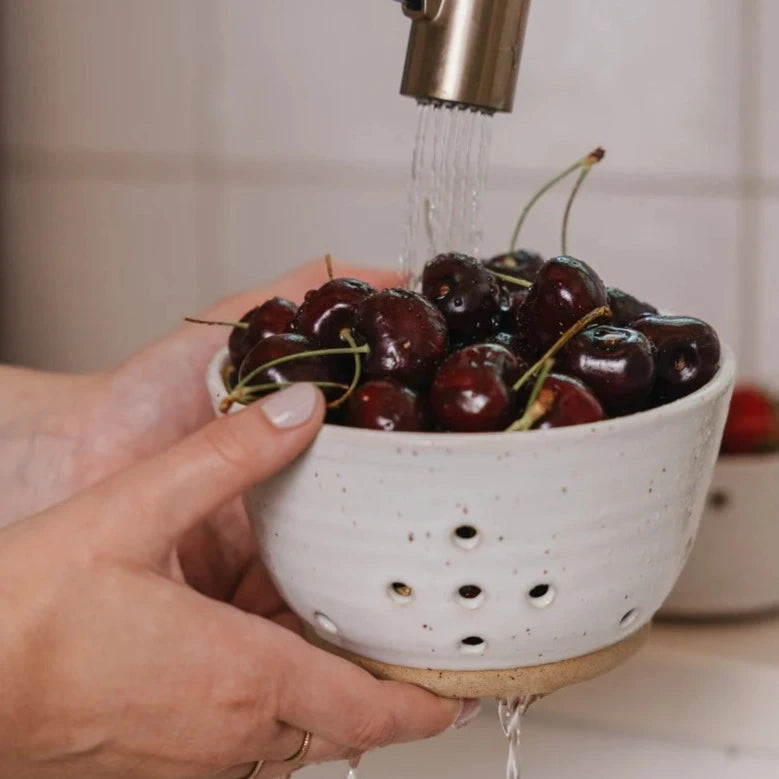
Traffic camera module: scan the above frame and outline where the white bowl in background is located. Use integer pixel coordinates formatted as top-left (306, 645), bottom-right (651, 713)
top-left (661, 452), bottom-right (779, 618)
top-left (207, 345), bottom-right (735, 686)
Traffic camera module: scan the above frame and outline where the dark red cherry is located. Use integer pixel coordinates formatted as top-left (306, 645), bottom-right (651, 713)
top-left (528, 373), bottom-right (606, 429)
top-left (223, 364), bottom-right (239, 392)
top-left (430, 344), bottom-right (518, 432)
top-left (483, 331), bottom-right (532, 366)
top-left (229, 309), bottom-right (260, 369)
top-left (484, 250), bottom-right (544, 283)
top-left (484, 330), bottom-right (520, 353)
top-left (484, 251), bottom-right (544, 332)
top-left (500, 284), bottom-right (527, 314)
top-left (229, 297), bottom-right (297, 369)
top-left (344, 380), bottom-right (431, 431)
top-left (442, 343), bottom-right (522, 385)
top-left (607, 287), bottom-right (658, 327)
top-left (421, 253), bottom-right (501, 344)
top-left (355, 289), bottom-right (448, 388)
top-left (721, 386), bottom-right (779, 454)
top-left (293, 278), bottom-right (374, 348)
top-left (516, 255), bottom-right (608, 357)
top-left (558, 326), bottom-right (656, 415)
top-left (238, 333), bottom-right (346, 401)
top-left (631, 315), bottom-right (720, 402)
top-left (498, 286), bottom-right (529, 333)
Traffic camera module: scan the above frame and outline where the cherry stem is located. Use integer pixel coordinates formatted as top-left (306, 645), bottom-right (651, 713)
top-left (184, 316), bottom-right (248, 329)
top-left (523, 357), bottom-right (554, 414)
top-left (325, 253), bottom-right (334, 280)
top-left (221, 344), bottom-right (370, 412)
top-left (328, 329), bottom-right (363, 409)
top-left (506, 358), bottom-right (554, 432)
top-left (509, 147), bottom-right (605, 253)
top-left (235, 380), bottom-right (350, 405)
top-left (423, 196), bottom-right (435, 255)
top-left (511, 304), bottom-right (611, 393)
top-left (490, 271), bottom-right (533, 289)
top-left (561, 149), bottom-right (604, 255)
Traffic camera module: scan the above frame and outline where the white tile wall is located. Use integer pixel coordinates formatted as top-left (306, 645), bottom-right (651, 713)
top-left (221, 0), bottom-right (416, 166)
top-left (0, 0), bottom-right (202, 156)
top-left (219, 1), bottom-right (744, 178)
top-left (0, 177), bottom-right (201, 371)
top-left (223, 182), bottom-right (406, 296)
top-left (0, 0), bottom-right (776, 383)
top-left (757, 201), bottom-right (779, 381)
top-left (493, 0), bottom-right (744, 178)
top-left (757, 0), bottom-right (779, 179)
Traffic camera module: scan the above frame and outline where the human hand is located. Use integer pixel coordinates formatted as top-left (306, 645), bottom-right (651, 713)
top-left (0, 259), bottom-right (399, 603)
top-left (1, 258), bottom-right (399, 524)
top-left (0, 383), bottom-right (465, 779)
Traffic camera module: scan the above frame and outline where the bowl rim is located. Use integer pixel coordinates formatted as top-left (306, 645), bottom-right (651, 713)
top-left (207, 342), bottom-right (736, 448)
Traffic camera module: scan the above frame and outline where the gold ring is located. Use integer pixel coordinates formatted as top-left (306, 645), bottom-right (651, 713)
top-left (283, 730), bottom-right (313, 763)
top-left (243, 760), bottom-right (264, 779)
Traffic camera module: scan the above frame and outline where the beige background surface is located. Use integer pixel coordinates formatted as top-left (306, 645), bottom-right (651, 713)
top-left (1, 0), bottom-right (776, 380)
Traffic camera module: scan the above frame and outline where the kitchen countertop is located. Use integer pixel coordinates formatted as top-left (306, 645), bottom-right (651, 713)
top-left (303, 615), bottom-right (779, 778)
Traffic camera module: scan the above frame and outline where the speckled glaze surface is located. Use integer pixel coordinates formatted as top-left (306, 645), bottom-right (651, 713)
top-left (661, 452), bottom-right (779, 618)
top-left (207, 345), bottom-right (735, 672)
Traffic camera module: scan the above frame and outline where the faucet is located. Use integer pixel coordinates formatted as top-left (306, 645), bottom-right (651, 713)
top-left (395, 0), bottom-right (532, 113)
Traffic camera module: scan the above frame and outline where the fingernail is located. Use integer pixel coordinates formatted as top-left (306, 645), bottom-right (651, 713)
top-left (452, 698), bottom-right (482, 729)
top-left (348, 752), bottom-right (363, 769)
top-left (259, 383), bottom-right (318, 429)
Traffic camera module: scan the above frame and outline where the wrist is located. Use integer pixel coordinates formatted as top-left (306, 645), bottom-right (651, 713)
top-left (0, 365), bottom-right (97, 426)
top-left (0, 586), bottom-right (29, 761)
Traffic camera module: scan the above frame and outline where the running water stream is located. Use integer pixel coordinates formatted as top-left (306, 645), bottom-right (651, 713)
top-left (347, 102), bottom-right (522, 779)
top-left (399, 102), bottom-right (493, 287)
top-left (347, 696), bottom-right (536, 779)
top-left (498, 695), bottom-right (538, 779)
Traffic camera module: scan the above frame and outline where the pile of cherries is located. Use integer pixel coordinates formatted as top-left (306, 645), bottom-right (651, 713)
top-left (210, 250), bottom-right (721, 433)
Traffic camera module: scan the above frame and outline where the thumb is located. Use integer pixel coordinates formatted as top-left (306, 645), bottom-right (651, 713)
top-left (81, 383), bottom-right (325, 559)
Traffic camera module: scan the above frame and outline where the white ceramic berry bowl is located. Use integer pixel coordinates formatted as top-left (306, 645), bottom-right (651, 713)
top-left (660, 451), bottom-right (779, 618)
top-left (207, 345), bottom-right (735, 697)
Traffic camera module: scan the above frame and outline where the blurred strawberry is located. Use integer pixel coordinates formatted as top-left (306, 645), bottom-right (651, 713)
top-left (721, 385), bottom-right (778, 454)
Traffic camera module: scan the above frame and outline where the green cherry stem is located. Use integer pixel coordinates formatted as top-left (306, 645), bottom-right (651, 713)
top-left (236, 345), bottom-right (368, 393)
top-left (524, 357), bottom-right (554, 415)
top-left (490, 271), bottom-right (533, 289)
top-left (184, 316), bottom-right (248, 329)
top-left (561, 166), bottom-right (591, 256)
top-left (235, 381), bottom-right (350, 405)
top-left (220, 343), bottom-right (370, 412)
top-left (561, 148), bottom-right (604, 255)
top-left (328, 329), bottom-right (364, 409)
top-left (509, 147), bottom-right (605, 253)
top-left (511, 305), bottom-right (611, 393)
top-left (506, 358), bottom-right (555, 432)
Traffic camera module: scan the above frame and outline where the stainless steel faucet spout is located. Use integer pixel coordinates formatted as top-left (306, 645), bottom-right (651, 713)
top-left (397, 0), bottom-right (532, 113)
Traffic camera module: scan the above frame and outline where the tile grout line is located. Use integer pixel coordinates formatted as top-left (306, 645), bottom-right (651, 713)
top-left (192, 0), bottom-right (227, 308)
top-left (735, 0), bottom-right (762, 378)
top-left (3, 147), bottom-right (779, 198)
